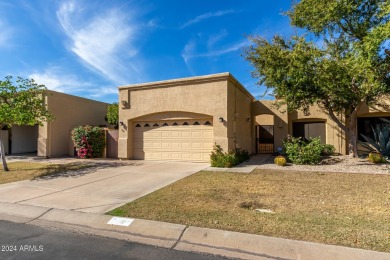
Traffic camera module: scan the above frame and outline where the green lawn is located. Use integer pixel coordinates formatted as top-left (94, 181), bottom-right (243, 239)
top-left (109, 169), bottom-right (390, 253)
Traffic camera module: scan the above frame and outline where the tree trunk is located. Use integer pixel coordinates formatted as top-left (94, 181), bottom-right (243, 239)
top-left (0, 137), bottom-right (9, 171)
top-left (347, 108), bottom-right (359, 158)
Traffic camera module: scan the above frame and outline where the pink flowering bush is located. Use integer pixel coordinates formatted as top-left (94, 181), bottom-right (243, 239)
top-left (71, 126), bottom-right (105, 159)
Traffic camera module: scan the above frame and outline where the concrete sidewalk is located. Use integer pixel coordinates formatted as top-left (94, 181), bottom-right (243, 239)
top-left (0, 202), bottom-right (388, 260)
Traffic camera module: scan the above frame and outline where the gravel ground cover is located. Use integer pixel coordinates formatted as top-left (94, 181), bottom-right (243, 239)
top-left (256, 155), bottom-right (389, 174)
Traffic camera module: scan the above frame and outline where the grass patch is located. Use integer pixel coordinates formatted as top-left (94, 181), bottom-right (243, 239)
top-left (108, 169), bottom-right (390, 253)
top-left (0, 162), bottom-right (95, 184)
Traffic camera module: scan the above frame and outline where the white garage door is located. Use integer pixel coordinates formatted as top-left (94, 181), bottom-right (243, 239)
top-left (133, 119), bottom-right (213, 162)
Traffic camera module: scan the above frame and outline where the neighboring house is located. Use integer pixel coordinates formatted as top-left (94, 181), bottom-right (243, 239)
top-left (118, 72), bottom-right (390, 162)
top-left (1, 90), bottom-right (108, 157)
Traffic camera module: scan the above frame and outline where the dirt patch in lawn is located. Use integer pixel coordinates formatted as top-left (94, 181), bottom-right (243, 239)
top-left (109, 169), bottom-right (390, 253)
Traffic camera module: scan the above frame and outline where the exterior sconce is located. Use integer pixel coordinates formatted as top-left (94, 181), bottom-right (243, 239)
top-left (247, 118), bottom-right (251, 122)
top-left (278, 121), bottom-right (283, 128)
top-left (120, 121), bottom-right (124, 126)
top-left (219, 117), bottom-right (224, 123)
top-left (121, 100), bottom-right (127, 107)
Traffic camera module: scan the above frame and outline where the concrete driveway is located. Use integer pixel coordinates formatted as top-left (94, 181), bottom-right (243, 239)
top-left (0, 160), bottom-right (208, 213)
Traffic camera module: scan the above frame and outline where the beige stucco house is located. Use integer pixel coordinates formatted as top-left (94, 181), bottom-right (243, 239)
top-left (117, 72), bottom-right (389, 162)
top-left (1, 90), bottom-right (108, 157)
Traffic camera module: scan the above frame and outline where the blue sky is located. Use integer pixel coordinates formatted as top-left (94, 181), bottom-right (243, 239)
top-left (0, 1), bottom-right (293, 103)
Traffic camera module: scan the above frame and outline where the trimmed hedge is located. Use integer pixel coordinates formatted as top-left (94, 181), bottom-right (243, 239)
top-left (71, 125), bottom-right (105, 159)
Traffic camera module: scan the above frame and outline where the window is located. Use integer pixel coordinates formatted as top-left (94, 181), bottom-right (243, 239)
top-left (144, 123), bottom-right (150, 127)
top-left (135, 124), bottom-right (141, 127)
top-left (153, 123), bottom-right (159, 127)
top-left (183, 122), bottom-right (189, 125)
top-left (162, 123), bottom-right (168, 126)
top-left (292, 121), bottom-right (325, 143)
top-left (204, 121), bottom-right (211, 125)
top-left (193, 121), bottom-right (200, 125)
top-left (172, 122), bottom-right (178, 126)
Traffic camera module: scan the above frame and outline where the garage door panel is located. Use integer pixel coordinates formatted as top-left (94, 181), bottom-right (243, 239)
top-left (181, 142), bottom-right (191, 149)
top-left (170, 153), bottom-right (180, 159)
top-left (191, 131), bottom-right (202, 138)
top-left (151, 132), bottom-right (161, 138)
top-left (151, 142), bottom-right (161, 148)
top-left (161, 142), bottom-right (170, 149)
top-left (161, 132), bottom-right (170, 138)
top-left (171, 142), bottom-right (181, 149)
top-left (191, 143), bottom-right (201, 149)
top-left (181, 131), bottom-right (191, 138)
top-left (191, 153), bottom-right (202, 160)
top-left (171, 132), bottom-right (180, 138)
top-left (133, 119), bottom-right (213, 162)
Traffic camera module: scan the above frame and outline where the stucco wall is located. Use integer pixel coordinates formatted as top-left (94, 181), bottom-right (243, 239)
top-left (357, 96), bottom-right (390, 117)
top-left (117, 73), bottom-right (390, 158)
top-left (118, 73), bottom-right (251, 159)
top-left (38, 91), bottom-right (108, 157)
top-left (227, 80), bottom-right (253, 153)
top-left (252, 100), bottom-right (288, 152)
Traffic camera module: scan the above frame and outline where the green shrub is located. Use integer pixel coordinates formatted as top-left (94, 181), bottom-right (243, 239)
top-left (210, 145), bottom-right (249, 168)
top-left (105, 103), bottom-right (119, 128)
top-left (71, 125), bottom-right (105, 159)
top-left (283, 137), bottom-right (323, 165)
top-left (274, 156), bottom-right (286, 166)
top-left (321, 144), bottom-right (335, 156)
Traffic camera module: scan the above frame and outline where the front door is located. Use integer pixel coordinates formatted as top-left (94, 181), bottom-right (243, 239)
top-left (256, 125), bottom-right (274, 154)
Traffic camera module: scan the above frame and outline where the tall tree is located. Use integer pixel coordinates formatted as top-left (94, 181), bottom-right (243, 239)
top-left (245, 0), bottom-right (390, 157)
top-left (105, 102), bottom-right (119, 129)
top-left (0, 76), bottom-right (53, 171)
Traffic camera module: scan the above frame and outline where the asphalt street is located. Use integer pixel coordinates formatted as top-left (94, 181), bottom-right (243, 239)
top-left (0, 220), bottom-right (228, 260)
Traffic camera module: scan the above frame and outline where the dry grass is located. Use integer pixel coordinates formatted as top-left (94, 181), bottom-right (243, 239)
top-left (0, 162), bottom-right (94, 184)
top-left (109, 169), bottom-right (390, 253)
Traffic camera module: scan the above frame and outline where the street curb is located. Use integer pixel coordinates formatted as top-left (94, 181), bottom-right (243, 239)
top-left (175, 226), bottom-right (390, 260)
top-left (0, 202), bottom-right (389, 260)
top-left (0, 202), bottom-right (51, 223)
top-left (33, 208), bottom-right (186, 248)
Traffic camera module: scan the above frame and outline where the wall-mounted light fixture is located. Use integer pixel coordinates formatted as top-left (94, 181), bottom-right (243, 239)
top-left (218, 117), bottom-right (224, 123)
top-left (121, 100), bottom-right (127, 107)
top-left (247, 118), bottom-right (251, 122)
top-left (120, 121), bottom-right (124, 126)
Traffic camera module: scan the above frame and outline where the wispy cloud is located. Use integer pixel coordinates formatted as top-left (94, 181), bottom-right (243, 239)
top-left (207, 29), bottom-right (228, 48)
top-left (0, 19), bottom-right (13, 48)
top-left (29, 67), bottom-right (93, 93)
top-left (182, 38), bottom-right (248, 64)
top-left (180, 10), bottom-right (236, 29)
top-left (56, 0), bottom-right (143, 84)
top-left (29, 67), bottom-right (118, 101)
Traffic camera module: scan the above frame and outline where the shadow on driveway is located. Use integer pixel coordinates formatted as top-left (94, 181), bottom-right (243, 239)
top-left (33, 161), bottom-right (145, 181)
